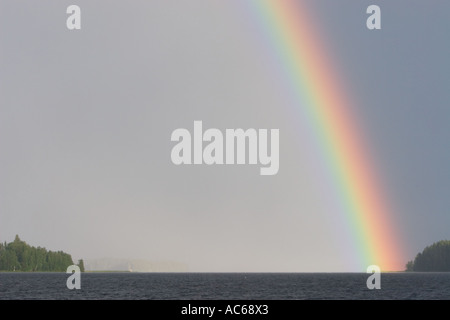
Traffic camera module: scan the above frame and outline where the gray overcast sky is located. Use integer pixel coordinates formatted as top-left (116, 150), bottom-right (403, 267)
top-left (1, 1), bottom-right (449, 272)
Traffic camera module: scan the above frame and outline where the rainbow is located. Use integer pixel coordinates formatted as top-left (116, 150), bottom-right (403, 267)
top-left (248, 0), bottom-right (405, 271)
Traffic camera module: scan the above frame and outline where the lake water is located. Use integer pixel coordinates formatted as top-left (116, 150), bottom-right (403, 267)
top-left (0, 272), bottom-right (449, 300)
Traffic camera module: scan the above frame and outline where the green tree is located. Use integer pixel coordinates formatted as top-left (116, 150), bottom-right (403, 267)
top-left (0, 235), bottom-right (78, 272)
top-left (0, 250), bottom-right (19, 271)
top-left (407, 240), bottom-right (450, 272)
top-left (77, 259), bottom-right (85, 272)
top-left (405, 260), bottom-right (414, 272)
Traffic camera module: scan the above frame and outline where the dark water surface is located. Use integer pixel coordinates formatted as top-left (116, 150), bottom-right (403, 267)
top-left (0, 272), bottom-right (449, 300)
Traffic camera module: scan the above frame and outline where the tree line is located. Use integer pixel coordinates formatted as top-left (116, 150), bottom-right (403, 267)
top-left (406, 240), bottom-right (450, 272)
top-left (0, 235), bottom-right (84, 272)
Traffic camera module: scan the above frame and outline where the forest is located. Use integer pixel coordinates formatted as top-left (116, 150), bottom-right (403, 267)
top-left (406, 240), bottom-right (450, 272)
top-left (0, 235), bottom-right (84, 272)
